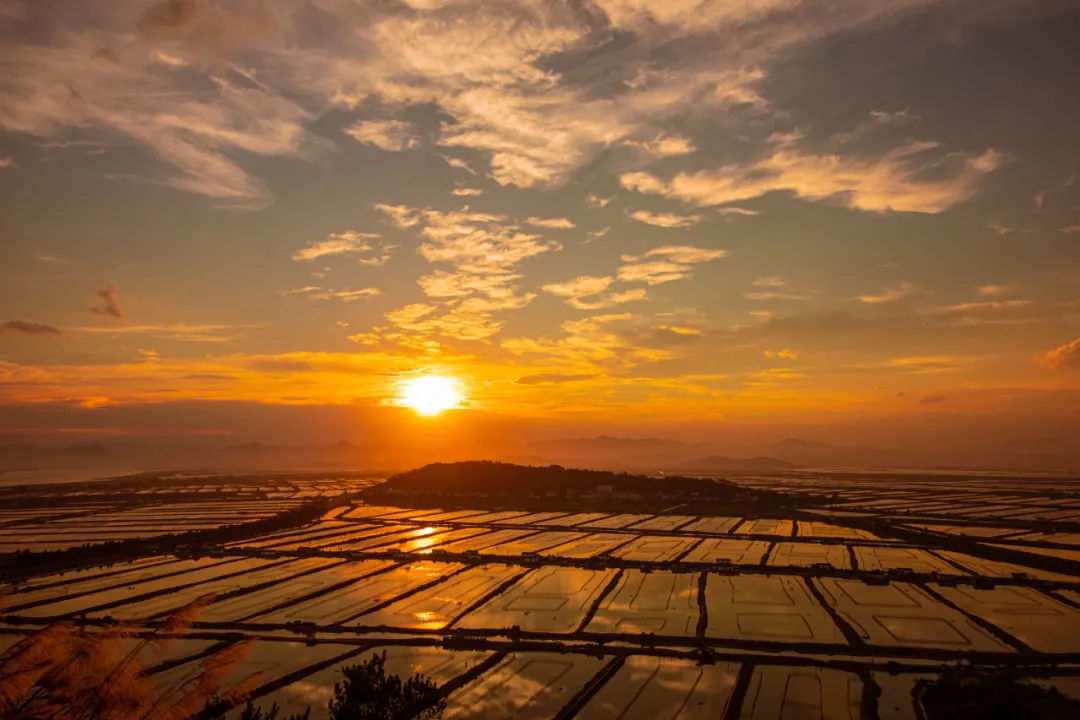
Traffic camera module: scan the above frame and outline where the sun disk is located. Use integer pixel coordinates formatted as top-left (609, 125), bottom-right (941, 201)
top-left (401, 375), bottom-right (461, 415)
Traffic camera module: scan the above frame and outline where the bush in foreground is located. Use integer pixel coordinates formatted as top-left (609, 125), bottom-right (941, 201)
top-left (919, 670), bottom-right (1080, 719)
top-left (234, 651), bottom-right (443, 720)
top-left (327, 652), bottom-right (443, 720)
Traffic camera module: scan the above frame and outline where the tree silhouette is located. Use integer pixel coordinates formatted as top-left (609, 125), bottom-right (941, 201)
top-left (327, 652), bottom-right (444, 720)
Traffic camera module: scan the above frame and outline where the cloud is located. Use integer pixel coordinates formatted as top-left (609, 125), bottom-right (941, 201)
top-left (374, 203), bottom-right (422, 229)
top-left (618, 245), bottom-right (726, 285)
top-left (344, 120), bottom-right (419, 151)
top-left (586, 194), bottom-right (613, 208)
top-left (857, 282), bottom-right (924, 304)
top-left (712, 67), bottom-right (771, 110)
top-left (515, 373), bottom-right (597, 385)
top-left (745, 290), bottom-right (810, 301)
top-left (442, 156), bottom-right (477, 175)
top-left (653, 325), bottom-right (701, 336)
top-left (154, 50), bottom-right (188, 68)
top-left (525, 216), bottom-right (575, 229)
top-left (745, 275), bottom-right (811, 301)
top-left (626, 135), bottom-right (696, 157)
top-left (643, 245), bottom-right (727, 264)
top-left (924, 299), bottom-right (1041, 327)
top-left (594, 0), bottom-right (798, 33)
top-left (978, 284), bottom-right (1017, 298)
top-left (621, 137), bottom-right (1006, 213)
top-left (0, 156), bottom-right (15, 168)
top-left (374, 204), bottom-right (559, 339)
top-left (451, 187), bottom-right (483, 196)
top-left (292, 231), bottom-right (390, 264)
top-left (542, 276), bottom-right (646, 310)
top-left (617, 260), bottom-right (693, 285)
top-left (312, 288), bottom-right (381, 302)
top-left (33, 253), bottom-right (75, 265)
top-left (1, 320), bottom-right (60, 335)
top-left (90, 285), bottom-right (123, 318)
top-left (286, 286), bottom-right (381, 302)
top-left (1060, 225), bottom-right (1080, 235)
top-left (136, 0), bottom-right (199, 39)
top-left (75, 323), bottom-right (260, 342)
top-left (628, 210), bottom-right (702, 228)
top-left (870, 108), bottom-right (919, 125)
top-left (847, 355), bottom-right (979, 376)
top-left (1037, 338), bottom-right (1080, 370)
top-left (988, 223), bottom-right (1011, 236)
top-left (282, 285), bottom-right (321, 295)
top-left (717, 207), bottom-right (759, 216)
top-left (503, 313), bottom-right (672, 370)
top-left (0, 0), bottom-right (961, 206)
top-left (543, 275), bottom-right (613, 298)
top-left (764, 348), bottom-right (800, 360)
top-left (0, 20), bottom-right (307, 203)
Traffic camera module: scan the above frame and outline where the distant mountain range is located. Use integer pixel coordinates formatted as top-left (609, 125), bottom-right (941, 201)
top-left (2, 432), bottom-right (1077, 476)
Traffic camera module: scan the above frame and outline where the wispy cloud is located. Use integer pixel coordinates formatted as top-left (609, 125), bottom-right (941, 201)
top-left (923, 299), bottom-right (1042, 326)
top-left (0, 0), bottom-right (972, 207)
top-left (90, 284), bottom-right (123, 318)
top-left (857, 282), bottom-right (925, 304)
top-left (621, 136), bottom-right (1006, 213)
top-left (618, 245), bottom-right (726, 285)
top-left (33, 253), bottom-right (75, 265)
top-left (75, 323), bottom-right (261, 342)
top-left (311, 288), bottom-right (381, 302)
top-left (0, 156), bottom-right (15, 168)
top-left (543, 275), bottom-right (613, 298)
top-left (542, 275), bottom-right (646, 310)
top-left (625, 135), bottom-right (696, 157)
top-left (503, 313), bottom-right (672, 371)
top-left (442, 156), bottom-right (477, 175)
top-left (515, 373), bottom-right (597, 385)
top-left (977, 284), bottom-right (1017, 298)
top-left (374, 204), bottom-right (559, 339)
top-left (344, 120), bottom-right (419, 151)
top-left (628, 210), bottom-right (702, 228)
top-left (292, 231), bottom-right (392, 264)
top-left (1037, 337), bottom-right (1080, 371)
top-left (284, 286), bottom-right (381, 302)
top-left (451, 187), bottom-right (483, 197)
top-left (586, 194), bottom-right (613, 208)
top-left (1, 320), bottom-right (60, 335)
top-left (525, 216), bottom-right (575, 229)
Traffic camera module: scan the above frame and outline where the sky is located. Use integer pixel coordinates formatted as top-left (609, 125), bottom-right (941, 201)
top-left (1, 0), bottom-right (1079, 456)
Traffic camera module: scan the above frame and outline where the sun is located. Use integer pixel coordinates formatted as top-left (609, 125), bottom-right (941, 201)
top-left (400, 375), bottom-right (461, 415)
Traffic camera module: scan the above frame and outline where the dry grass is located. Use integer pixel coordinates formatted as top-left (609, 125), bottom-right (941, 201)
top-left (1, 593), bottom-right (263, 720)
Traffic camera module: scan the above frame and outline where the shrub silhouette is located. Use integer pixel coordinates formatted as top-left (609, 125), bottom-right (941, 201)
top-left (326, 651), bottom-right (444, 720)
top-left (919, 670), bottom-right (1080, 719)
top-left (234, 702), bottom-right (309, 720)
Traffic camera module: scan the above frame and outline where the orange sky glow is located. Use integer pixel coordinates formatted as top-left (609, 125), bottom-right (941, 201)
top-left (0, 0), bottom-right (1078, 468)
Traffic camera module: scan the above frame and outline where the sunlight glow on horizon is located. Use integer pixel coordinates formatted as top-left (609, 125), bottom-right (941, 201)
top-left (400, 375), bottom-right (462, 415)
